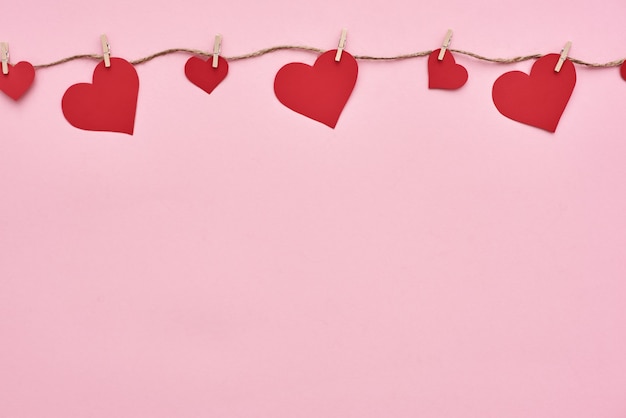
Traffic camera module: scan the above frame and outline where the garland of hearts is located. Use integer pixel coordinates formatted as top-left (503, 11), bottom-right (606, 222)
top-left (1, 45), bottom-right (625, 134)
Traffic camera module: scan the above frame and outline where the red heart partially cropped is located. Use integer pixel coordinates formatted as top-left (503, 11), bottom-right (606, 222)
top-left (0, 61), bottom-right (35, 101)
top-left (492, 53), bottom-right (576, 133)
top-left (274, 50), bottom-right (358, 128)
top-left (62, 57), bottom-right (139, 135)
top-left (185, 55), bottom-right (228, 94)
top-left (428, 49), bottom-right (468, 90)
top-left (620, 61), bottom-right (626, 81)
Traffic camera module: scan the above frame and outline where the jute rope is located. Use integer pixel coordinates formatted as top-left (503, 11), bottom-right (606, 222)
top-left (32, 46), bottom-right (625, 69)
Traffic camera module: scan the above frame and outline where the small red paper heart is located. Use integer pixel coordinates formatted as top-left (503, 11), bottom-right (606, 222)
top-left (274, 49), bottom-right (358, 128)
top-left (492, 53), bottom-right (576, 133)
top-left (185, 55), bottom-right (228, 94)
top-left (0, 62), bottom-right (35, 101)
top-left (620, 61), bottom-right (626, 81)
top-left (62, 57), bottom-right (139, 135)
top-left (428, 49), bottom-right (468, 90)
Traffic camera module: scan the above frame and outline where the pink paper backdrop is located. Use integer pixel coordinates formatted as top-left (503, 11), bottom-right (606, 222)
top-left (2, 0), bottom-right (626, 417)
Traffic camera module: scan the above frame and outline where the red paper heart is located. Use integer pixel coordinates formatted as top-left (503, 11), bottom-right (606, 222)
top-left (621, 61), bottom-right (626, 81)
top-left (492, 53), bottom-right (576, 133)
top-left (428, 49), bottom-right (468, 90)
top-left (0, 62), bottom-right (35, 101)
top-left (62, 57), bottom-right (139, 135)
top-left (274, 49), bottom-right (358, 128)
top-left (185, 56), bottom-right (228, 94)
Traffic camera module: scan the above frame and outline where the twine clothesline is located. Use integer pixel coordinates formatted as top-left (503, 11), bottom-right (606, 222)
top-left (31, 45), bottom-right (626, 69)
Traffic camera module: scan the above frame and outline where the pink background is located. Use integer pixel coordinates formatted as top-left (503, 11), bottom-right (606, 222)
top-left (2, 0), bottom-right (626, 417)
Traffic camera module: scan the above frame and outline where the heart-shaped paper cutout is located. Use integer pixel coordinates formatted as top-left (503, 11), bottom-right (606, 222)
top-left (62, 57), bottom-right (139, 135)
top-left (274, 49), bottom-right (358, 128)
top-left (620, 61), bottom-right (626, 81)
top-left (492, 53), bottom-right (576, 132)
top-left (0, 62), bottom-right (35, 101)
top-left (428, 49), bottom-right (468, 90)
top-left (185, 55), bottom-right (228, 94)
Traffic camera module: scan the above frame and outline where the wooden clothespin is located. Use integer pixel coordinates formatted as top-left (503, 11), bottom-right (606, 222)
top-left (554, 41), bottom-right (571, 73)
top-left (335, 29), bottom-right (348, 62)
top-left (0, 42), bottom-right (9, 75)
top-left (212, 34), bottom-right (222, 68)
top-left (438, 30), bottom-right (453, 61)
top-left (100, 34), bottom-right (111, 68)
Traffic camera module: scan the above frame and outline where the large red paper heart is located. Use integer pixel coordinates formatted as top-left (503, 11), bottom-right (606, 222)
top-left (492, 53), bottom-right (576, 133)
top-left (185, 56), bottom-right (228, 94)
top-left (428, 49), bottom-right (468, 90)
top-left (62, 57), bottom-right (139, 135)
top-left (0, 62), bottom-right (35, 101)
top-left (620, 61), bottom-right (626, 81)
top-left (274, 49), bottom-right (358, 128)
